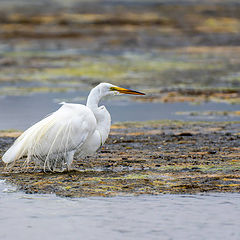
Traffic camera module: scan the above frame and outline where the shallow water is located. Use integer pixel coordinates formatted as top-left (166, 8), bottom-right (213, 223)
top-left (0, 92), bottom-right (240, 130)
top-left (0, 1), bottom-right (240, 238)
top-left (0, 180), bottom-right (239, 240)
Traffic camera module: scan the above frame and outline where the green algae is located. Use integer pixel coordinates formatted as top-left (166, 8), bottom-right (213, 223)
top-left (1, 47), bottom-right (239, 97)
top-left (176, 110), bottom-right (240, 118)
top-left (0, 86), bottom-right (72, 95)
top-left (0, 120), bottom-right (239, 197)
top-left (112, 119), bottom-right (237, 128)
top-left (41, 65), bottom-right (125, 80)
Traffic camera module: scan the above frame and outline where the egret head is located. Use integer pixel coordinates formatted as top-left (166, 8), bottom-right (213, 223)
top-left (98, 82), bottom-right (145, 96)
top-left (87, 82), bottom-right (145, 109)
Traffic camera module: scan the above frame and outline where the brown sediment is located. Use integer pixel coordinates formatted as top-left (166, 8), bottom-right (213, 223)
top-left (0, 2), bottom-right (240, 97)
top-left (135, 89), bottom-right (240, 104)
top-left (0, 120), bottom-right (239, 197)
top-left (0, 1), bottom-right (240, 41)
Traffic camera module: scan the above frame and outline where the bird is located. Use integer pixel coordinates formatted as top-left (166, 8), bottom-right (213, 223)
top-left (2, 82), bottom-right (145, 171)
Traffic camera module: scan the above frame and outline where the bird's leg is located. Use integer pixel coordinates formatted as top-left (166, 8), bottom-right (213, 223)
top-left (66, 151), bottom-right (75, 171)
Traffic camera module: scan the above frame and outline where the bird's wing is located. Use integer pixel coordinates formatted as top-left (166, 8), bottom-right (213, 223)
top-left (2, 103), bottom-right (97, 163)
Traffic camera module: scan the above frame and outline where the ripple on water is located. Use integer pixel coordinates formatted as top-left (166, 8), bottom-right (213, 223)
top-left (0, 92), bottom-right (240, 130)
top-left (0, 180), bottom-right (240, 240)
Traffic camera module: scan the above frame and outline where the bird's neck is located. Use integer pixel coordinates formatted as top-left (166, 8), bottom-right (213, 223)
top-left (86, 86), bottom-right (111, 144)
top-left (96, 111), bottom-right (111, 145)
top-left (86, 86), bottom-right (102, 110)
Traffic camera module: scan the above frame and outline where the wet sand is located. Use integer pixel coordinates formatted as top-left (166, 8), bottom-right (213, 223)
top-left (0, 120), bottom-right (239, 197)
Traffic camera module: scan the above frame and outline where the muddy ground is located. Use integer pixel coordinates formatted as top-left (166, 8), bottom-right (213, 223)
top-left (0, 1), bottom-right (239, 197)
top-left (0, 0), bottom-right (240, 99)
top-left (0, 120), bottom-right (239, 197)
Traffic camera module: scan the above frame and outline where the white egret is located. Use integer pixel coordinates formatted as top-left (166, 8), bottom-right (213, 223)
top-left (2, 83), bottom-right (145, 171)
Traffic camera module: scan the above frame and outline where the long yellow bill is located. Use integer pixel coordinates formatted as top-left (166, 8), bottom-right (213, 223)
top-left (111, 86), bottom-right (145, 95)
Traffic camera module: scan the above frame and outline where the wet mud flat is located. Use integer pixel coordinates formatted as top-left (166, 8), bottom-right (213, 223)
top-left (0, 120), bottom-right (239, 197)
top-left (0, 0), bottom-right (240, 98)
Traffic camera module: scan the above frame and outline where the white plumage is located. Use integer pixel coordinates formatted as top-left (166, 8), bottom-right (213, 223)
top-left (2, 82), bottom-right (145, 171)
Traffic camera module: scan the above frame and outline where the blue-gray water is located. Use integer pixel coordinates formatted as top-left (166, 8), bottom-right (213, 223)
top-left (1, 92), bottom-right (240, 240)
top-left (0, 181), bottom-right (240, 240)
top-left (0, 92), bottom-right (240, 130)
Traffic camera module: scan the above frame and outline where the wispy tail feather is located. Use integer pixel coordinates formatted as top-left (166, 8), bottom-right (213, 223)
top-left (2, 114), bottom-right (55, 164)
top-left (2, 138), bottom-right (27, 163)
